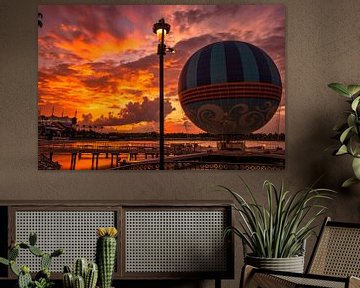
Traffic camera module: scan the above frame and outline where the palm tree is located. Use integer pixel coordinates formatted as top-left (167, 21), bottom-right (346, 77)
top-left (38, 13), bottom-right (43, 28)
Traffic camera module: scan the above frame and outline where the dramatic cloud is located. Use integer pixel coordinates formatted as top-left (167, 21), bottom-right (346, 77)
top-left (79, 97), bottom-right (175, 127)
top-left (81, 75), bottom-right (119, 94)
top-left (38, 4), bottom-right (285, 133)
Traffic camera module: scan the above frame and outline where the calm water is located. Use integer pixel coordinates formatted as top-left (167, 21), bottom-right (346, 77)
top-left (44, 140), bottom-right (285, 170)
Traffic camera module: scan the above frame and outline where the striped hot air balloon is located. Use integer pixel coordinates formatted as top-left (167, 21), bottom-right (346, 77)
top-left (178, 40), bottom-right (282, 135)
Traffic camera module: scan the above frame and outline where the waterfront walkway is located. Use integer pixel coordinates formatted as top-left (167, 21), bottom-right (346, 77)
top-left (114, 150), bottom-right (285, 170)
top-left (38, 141), bottom-right (285, 170)
top-left (38, 142), bottom-right (202, 170)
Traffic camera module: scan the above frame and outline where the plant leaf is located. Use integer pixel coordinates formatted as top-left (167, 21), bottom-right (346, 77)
top-left (340, 126), bottom-right (353, 143)
top-left (328, 83), bottom-right (350, 97)
top-left (347, 85), bottom-right (360, 97)
top-left (352, 157), bottom-right (360, 179)
top-left (222, 180), bottom-right (335, 258)
top-left (347, 114), bottom-right (356, 128)
top-left (349, 135), bottom-right (360, 156)
top-left (342, 177), bottom-right (360, 188)
top-left (351, 96), bottom-right (360, 112)
top-left (336, 145), bottom-right (348, 155)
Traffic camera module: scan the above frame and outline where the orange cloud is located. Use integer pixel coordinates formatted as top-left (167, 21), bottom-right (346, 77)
top-left (54, 32), bottom-right (139, 62)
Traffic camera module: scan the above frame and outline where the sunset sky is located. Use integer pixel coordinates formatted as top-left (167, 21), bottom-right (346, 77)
top-left (38, 4), bottom-right (285, 134)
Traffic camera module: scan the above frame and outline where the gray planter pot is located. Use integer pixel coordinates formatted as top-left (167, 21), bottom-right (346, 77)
top-left (245, 254), bottom-right (305, 273)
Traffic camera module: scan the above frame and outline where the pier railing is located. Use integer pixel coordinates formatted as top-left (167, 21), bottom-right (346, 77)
top-left (38, 142), bottom-right (202, 155)
top-left (38, 141), bottom-right (285, 170)
top-left (114, 161), bottom-right (284, 171)
top-left (38, 142), bottom-right (206, 170)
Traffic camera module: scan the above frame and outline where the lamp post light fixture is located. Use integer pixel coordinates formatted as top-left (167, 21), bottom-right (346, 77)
top-left (153, 18), bottom-right (172, 170)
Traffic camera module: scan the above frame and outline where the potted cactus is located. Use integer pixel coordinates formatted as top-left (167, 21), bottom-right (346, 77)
top-left (96, 227), bottom-right (118, 288)
top-left (0, 232), bottom-right (63, 288)
top-left (62, 258), bottom-right (98, 288)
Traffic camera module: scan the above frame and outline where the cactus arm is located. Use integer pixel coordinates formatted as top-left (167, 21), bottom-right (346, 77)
top-left (63, 272), bottom-right (74, 288)
top-left (8, 246), bottom-right (19, 260)
top-left (64, 265), bottom-right (72, 273)
top-left (2, 233), bottom-right (63, 288)
top-left (29, 245), bottom-right (45, 257)
top-left (96, 236), bottom-right (117, 288)
top-left (50, 248), bottom-right (64, 257)
top-left (18, 270), bottom-right (32, 288)
top-left (96, 227), bottom-right (118, 288)
top-left (41, 253), bottom-right (52, 270)
top-left (85, 262), bottom-right (98, 288)
top-left (74, 258), bottom-right (88, 279)
top-left (29, 232), bottom-right (37, 246)
top-left (10, 260), bottom-right (20, 276)
top-left (73, 275), bottom-right (85, 288)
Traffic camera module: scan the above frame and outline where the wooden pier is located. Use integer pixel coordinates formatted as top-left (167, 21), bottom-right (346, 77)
top-left (38, 142), bottom-right (202, 170)
top-left (38, 141), bottom-right (285, 170)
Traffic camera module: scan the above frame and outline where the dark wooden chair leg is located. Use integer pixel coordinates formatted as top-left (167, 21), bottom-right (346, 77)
top-left (215, 278), bottom-right (221, 288)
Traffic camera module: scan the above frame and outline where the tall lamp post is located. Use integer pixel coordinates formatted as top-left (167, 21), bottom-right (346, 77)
top-left (153, 18), bottom-right (171, 170)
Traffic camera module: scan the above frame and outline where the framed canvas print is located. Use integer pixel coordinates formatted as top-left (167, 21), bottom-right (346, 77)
top-left (38, 4), bottom-right (285, 170)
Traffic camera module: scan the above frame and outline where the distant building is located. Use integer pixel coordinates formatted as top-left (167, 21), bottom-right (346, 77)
top-left (39, 114), bottom-right (77, 128)
top-left (38, 114), bottom-right (77, 139)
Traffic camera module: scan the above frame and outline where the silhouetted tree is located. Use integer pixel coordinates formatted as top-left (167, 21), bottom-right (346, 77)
top-left (38, 13), bottom-right (43, 27)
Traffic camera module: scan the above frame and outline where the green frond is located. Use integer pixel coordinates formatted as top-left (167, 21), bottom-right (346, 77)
top-left (222, 178), bottom-right (335, 258)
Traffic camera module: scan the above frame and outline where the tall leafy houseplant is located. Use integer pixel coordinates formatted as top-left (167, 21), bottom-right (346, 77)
top-left (223, 180), bottom-right (334, 266)
top-left (328, 83), bottom-right (360, 187)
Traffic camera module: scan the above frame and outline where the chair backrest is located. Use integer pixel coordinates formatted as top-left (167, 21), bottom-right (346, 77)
top-left (307, 217), bottom-right (360, 277)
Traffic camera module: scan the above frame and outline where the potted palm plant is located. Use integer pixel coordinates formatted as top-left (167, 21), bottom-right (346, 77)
top-left (222, 179), bottom-right (335, 273)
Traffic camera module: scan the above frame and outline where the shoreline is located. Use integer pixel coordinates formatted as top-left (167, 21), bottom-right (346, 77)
top-left (38, 139), bottom-right (285, 171)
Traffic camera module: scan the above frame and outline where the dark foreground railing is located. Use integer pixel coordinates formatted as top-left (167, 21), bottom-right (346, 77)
top-left (114, 161), bottom-right (284, 170)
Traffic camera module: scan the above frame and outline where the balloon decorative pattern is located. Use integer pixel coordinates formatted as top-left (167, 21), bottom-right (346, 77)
top-left (178, 41), bottom-right (282, 135)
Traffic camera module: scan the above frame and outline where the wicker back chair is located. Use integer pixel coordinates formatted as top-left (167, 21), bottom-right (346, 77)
top-left (241, 217), bottom-right (360, 288)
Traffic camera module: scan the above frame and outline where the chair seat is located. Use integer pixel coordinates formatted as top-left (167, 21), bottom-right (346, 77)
top-left (242, 265), bottom-right (360, 288)
top-left (241, 218), bottom-right (360, 288)
top-left (277, 274), bottom-right (346, 288)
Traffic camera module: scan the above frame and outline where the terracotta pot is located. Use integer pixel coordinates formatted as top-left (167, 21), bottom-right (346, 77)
top-left (245, 254), bottom-right (304, 273)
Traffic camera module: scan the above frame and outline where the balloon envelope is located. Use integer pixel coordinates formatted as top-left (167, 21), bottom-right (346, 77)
top-left (178, 41), bottom-right (282, 135)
